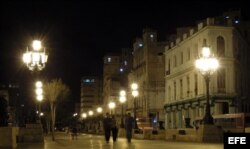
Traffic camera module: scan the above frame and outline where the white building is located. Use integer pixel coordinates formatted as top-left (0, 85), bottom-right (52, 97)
top-left (164, 11), bottom-right (250, 129)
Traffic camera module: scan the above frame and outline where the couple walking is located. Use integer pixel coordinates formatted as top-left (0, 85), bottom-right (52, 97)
top-left (103, 112), bottom-right (135, 143)
top-left (103, 113), bottom-right (118, 143)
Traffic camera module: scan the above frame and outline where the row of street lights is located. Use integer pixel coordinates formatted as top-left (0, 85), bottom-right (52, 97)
top-left (35, 81), bottom-right (44, 118)
top-left (79, 83), bottom-right (139, 130)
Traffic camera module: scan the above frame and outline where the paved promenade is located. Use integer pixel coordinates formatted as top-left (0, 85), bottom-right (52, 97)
top-left (16, 132), bottom-right (223, 149)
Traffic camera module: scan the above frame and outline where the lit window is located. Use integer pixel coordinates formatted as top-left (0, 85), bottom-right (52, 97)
top-left (84, 79), bottom-right (90, 83)
top-left (124, 61), bottom-right (127, 66)
top-left (150, 34), bottom-right (154, 38)
top-left (225, 16), bottom-right (229, 19)
top-left (235, 20), bottom-right (239, 24)
top-left (139, 43), bottom-right (143, 47)
top-left (108, 57), bottom-right (111, 62)
top-left (120, 68), bottom-right (123, 72)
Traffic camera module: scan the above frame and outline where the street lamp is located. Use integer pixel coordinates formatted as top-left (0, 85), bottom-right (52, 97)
top-left (119, 90), bottom-right (126, 128)
top-left (35, 81), bottom-right (43, 123)
top-left (131, 83), bottom-right (139, 129)
top-left (81, 113), bottom-right (87, 119)
top-left (96, 107), bottom-right (103, 131)
top-left (195, 39), bottom-right (219, 125)
top-left (108, 102), bottom-right (116, 114)
top-left (23, 40), bottom-right (48, 71)
top-left (96, 107), bottom-right (103, 113)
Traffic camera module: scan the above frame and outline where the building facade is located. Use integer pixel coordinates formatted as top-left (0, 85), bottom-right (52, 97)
top-left (80, 76), bottom-right (103, 114)
top-left (128, 28), bottom-right (168, 127)
top-left (164, 11), bottom-right (250, 129)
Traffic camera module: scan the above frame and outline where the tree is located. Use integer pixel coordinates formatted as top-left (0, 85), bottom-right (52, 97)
top-left (0, 96), bottom-right (8, 127)
top-left (44, 78), bottom-right (70, 141)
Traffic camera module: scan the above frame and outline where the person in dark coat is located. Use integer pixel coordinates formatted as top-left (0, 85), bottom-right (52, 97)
top-left (125, 113), bottom-right (135, 143)
top-left (111, 115), bottom-right (118, 142)
top-left (103, 112), bottom-right (112, 143)
top-left (70, 124), bottom-right (78, 140)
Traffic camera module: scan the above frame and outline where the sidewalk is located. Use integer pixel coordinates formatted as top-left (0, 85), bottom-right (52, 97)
top-left (16, 132), bottom-right (223, 149)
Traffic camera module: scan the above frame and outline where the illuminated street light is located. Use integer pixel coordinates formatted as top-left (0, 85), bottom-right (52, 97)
top-left (119, 90), bottom-right (127, 128)
top-left (108, 102), bottom-right (116, 114)
top-left (195, 39), bottom-right (219, 125)
top-left (35, 81), bottom-right (43, 109)
top-left (96, 107), bottom-right (103, 113)
top-left (131, 83), bottom-right (139, 129)
top-left (23, 40), bottom-right (48, 71)
top-left (88, 110), bottom-right (94, 116)
top-left (81, 113), bottom-right (87, 119)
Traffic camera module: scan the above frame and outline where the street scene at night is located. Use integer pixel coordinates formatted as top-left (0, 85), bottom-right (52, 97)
top-left (1, 1), bottom-right (250, 149)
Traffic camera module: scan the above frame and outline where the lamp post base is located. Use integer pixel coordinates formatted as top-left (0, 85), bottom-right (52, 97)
top-left (203, 113), bottom-right (214, 125)
top-left (198, 124), bottom-right (223, 142)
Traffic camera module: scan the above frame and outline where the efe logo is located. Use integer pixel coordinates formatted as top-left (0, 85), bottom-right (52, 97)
top-left (228, 137), bottom-right (246, 144)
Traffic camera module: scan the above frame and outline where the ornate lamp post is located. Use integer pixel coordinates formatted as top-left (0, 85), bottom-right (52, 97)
top-left (119, 90), bottom-right (126, 128)
top-left (131, 83), bottom-right (139, 129)
top-left (23, 40), bottom-right (48, 71)
top-left (195, 40), bottom-right (219, 125)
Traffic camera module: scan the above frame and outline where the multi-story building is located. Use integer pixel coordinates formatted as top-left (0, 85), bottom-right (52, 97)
top-left (103, 54), bottom-right (121, 113)
top-left (80, 76), bottom-right (103, 114)
top-left (102, 49), bottom-right (133, 114)
top-left (164, 11), bottom-right (250, 129)
top-left (128, 28), bottom-right (168, 127)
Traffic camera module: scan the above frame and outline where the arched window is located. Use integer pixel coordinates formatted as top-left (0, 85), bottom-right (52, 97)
top-left (217, 68), bottom-right (226, 93)
top-left (217, 36), bottom-right (225, 57)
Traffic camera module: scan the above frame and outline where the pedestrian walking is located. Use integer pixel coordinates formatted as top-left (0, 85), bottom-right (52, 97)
top-left (70, 125), bottom-right (78, 140)
top-left (111, 115), bottom-right (118, 142)
top-left (125, 113), bottom-right (135, 143)
top-left (103, 112), bottom-right (112, 143)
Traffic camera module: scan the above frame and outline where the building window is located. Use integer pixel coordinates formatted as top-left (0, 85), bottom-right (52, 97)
top-left (194, 74), bottom-right (198, 96)
top-left (124, 60), bottom-right (127, 66)
top-left (174, 81), bottom-right (176, 100)
top-left (187, 48), bottom-right (190, 61)
top-left (168, 86), bottom-right (171, 101)
top-left (194, 44), bottom-right (198, 58)
top-left (180, 52), bottom-right (183, 64)
top-left (187, 76), bottom-right (190, 97)
top-left (217, 68), bottom-right (226, 93)
top-left (168, 59), bottom-right (171, 72)
top-left (108, 57), bottom-right (111, 62)
top-left (174, 55), bottom-right (177, 67)
top-left (217, 36), bottom-right (225, 57)
top-left (180, 79), bottom-right (183, 99)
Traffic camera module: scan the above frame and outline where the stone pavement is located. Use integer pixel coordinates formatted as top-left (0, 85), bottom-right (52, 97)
top-left (16, 132), bottom-right (223, 149)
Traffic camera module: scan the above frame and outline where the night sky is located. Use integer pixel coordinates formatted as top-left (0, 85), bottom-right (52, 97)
top-left (0, 0), bottom-right (249, 104)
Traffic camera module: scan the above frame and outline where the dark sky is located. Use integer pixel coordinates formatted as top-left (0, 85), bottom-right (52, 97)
top-left (0, 0), bottom-right (249, 102)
